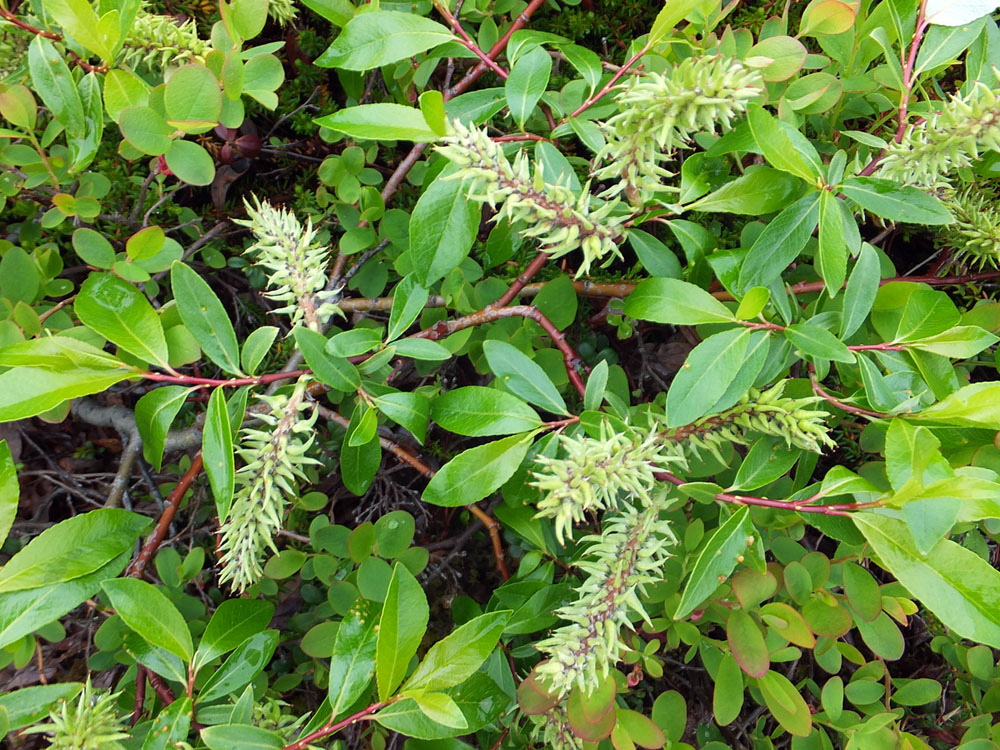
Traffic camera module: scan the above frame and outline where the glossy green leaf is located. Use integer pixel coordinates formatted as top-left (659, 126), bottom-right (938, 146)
top-left (506, 46), bottom-right (551, 127)
top-left (713, 653), bottom-right (745, 725)
top-left (377, 563), bottom-right (429, 701)
top-left (730, 436), bottom-right (801, 491)
top-left (413, 692), bottom-right (468, 729)
top-left (203, 387), bottom-right (235, 523)
top-left (171, 261), bottom-right (242, 375)
top-left (747, 103), bottom-right (823, 182)
top-left (230, 0), bottom-right (269, 39)
top-left (315, 103), bottom-right (440, 142)
top-left (0, 552), bottom-right (128, 651)
top-left (374, 391), bottom-right (429, 444)
top-left (72, 228), bottom-right (115, 268)
top-left (0, 508), bottom-right (149, 592)
top-left (817, 190), bottom-right (848, 297)
top-left (906, 325), bottom-right (998, 357)
top-left (294, 327), bottom-right (360, 391)
top-left (164, 65), bottom-right (221, 128)
top-left (854, 512), bottom-right (1000, 647)
top-left (75, 273), bottom-right (169, 368)
top-left (423, 432), bottom-right (534, 508)
top-left (409, 171), bottom-right (481, 287)
top-left (482, 340), bottom-right (567, 415)
top-left (841, 177), bottom-right (953, 224)
top-left (649, 0), bottom-right (702, 43)
top-left (403, 610), bottom-right (510, 693)
top-left (624, 277), bottom-right (734, 325)
top-left (241, 326), bottom-right (278, 375)
top-left (198, 630), bottom-right (280, 703)
top-left (685, 167), bottom-right (801, 214)
top-left (784, 323), bottom-right (854, 363)
top-left (738, 193), bottom-right (820, 293)
top-left (135, 385), bottom-right (191, 471)
top-left (666, 328), bottom-right (749, 428)
top-left (0, 683), bottom-right (82, 732)
top-left (387, 277), bottom-right (429, 342)
top-left (118, 105), bottom-right (172, 155)
top-left (375, 673), bottom-right (506, 739)
top-left (102, 578), bottom-right (193, 661)
top-left (675, 507), bottom-right (756, 619)
top-left (201, 724), bottom-right (283, 750)
top-left (627, 229), bottom-right (682, 278)
top-left (841, 242), bottom-right (881, 338)
top-left (911, 382), bottom-right (1000, 428)
top-left (431, 386), bottom-right (542, 436)
top-left (315, 11), bottom-right (454, 70)
top-left (0, 336), bottom-right (126, 371)
top-left (330, 598), bottom-right (378, 718)
top-left (142, 696), bottom-right (192, 750)
top-left (194, 598), bottom-right (275, 672)
top-left (0, 441), bottom-right (16, 550)
top-left (28, 37), bottom-right (85, 139)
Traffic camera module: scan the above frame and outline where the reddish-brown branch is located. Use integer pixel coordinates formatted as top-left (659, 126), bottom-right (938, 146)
top-left (146, 670), bottom-right (176, 706)
top-left (126, 454), bottom-right (204, 578)
top-left (433, 0), bottom-right (509, 79)
top-left (808, 364), bottom-right (890, 420)
top-left (283, 701), bottom-right (388, 750)
top-left (414, 304), bottom-right (588, 400)
top-left (564, 40), bottom-right (651, 122)
top-left (656, 472), bottom-right (881, 516)
top-left (131, 667), bottom-right (147, 726)
top-left (0, 8), bottom-right (108, 71)
top-left (496, 252), bottom-right (551, 307)
top-left (141, 369), bottom-right (309, 388)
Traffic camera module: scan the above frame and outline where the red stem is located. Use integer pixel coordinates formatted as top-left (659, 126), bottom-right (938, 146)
top-left (140, 369), bottom-right (310, 387)
top-left (809, 364), bottom-right (890, 420)
top-left (564, 40), bottom-right (651, 122)
top-left (282, 701), bottom-right (388, 750)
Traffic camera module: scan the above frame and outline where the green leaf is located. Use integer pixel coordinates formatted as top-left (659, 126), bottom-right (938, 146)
top-left (584, 360), bottom-right (608, 412)
top-left (35, 0), bottom-right (114, 60)
top-left (666, 328), bottom-right (749, 428)
top-left (393, 338), bottom-right (452, 361)
top-left (0, 508), bottom-right (149, 592)
top-left (817, 191), bottom-right (848, 297)
top-left (675, 507), bottom-right (756, 619)
top-left (892, 678), bottom-right (943, 706)
top-left (201, 724), bottom-right (283, 750)
top-left (164, 140), bottom-right (216, 186)
top-left (28, 37), bottom-right (85, 139)
top-left (294, 327), bottom-right (360, 391)
top-left (685, 167), bottom-right (801, 214)
top-left (377, 563), bottom-right (429, 701)
top-left (409, 170), bottom-right (481, 287)
top-left (118, 106), bottom-right (173, 155)
top-left (0, 336), bottom-right (125, 371)
top-left (413, 692), bottom-right (468, 729)
top-left (327, 328), bottom-right (382, 358)
top-left (841, 177), bottom-right (953, 224)
top-left (241, 326), bottom-right (278, 374)
top-left (329, 598), bottom-right (378, 718)
top-left (906, 325), bottom-right (999, 357)
top-left (102, 578), bottom-right (193, 662)
top-left (649, 0), bottom-right (702, 43)
top-left (482, 340), bottom-right (567, 415)
top-left (738, 193), bottom-right (820, 293)
top-left (431, 386), bottom-right (542, 436)
top-left (423, 433), bottom-right (534, 507)
top-left (372, 391), bottom-right (429, 444)
top-left (0, 684), bottom-right (82, 732)
top-left (727, 609), bottom-right (769, 678)
top-left (842, 562), bottom-right (881, 622)
top-left (713, 653), bottom-right (744, 725)
top-left (171, 262), bottom-right (242, 375)
top-left (142, 696), bottom-right (192, 750)
top-left (784, 323), bottom-right (854, 363)
top-left (854, 512), bottom-right (1000, 648)
top-left (164, 65), bottom-right (221, 129)
top-left (841, 242), bottom-right (881, 338)
top-left (730, 436), bottom-right (801, 491)
top-left (203, 387), bottom-right (235, 523)
top-left (387, 277), bottom-right (429, 342)
top-left (230, 0), bottom-right (269, 40)
top-left (894, 287), bottom-right (961, 341)
top-left (340, 420), bottom-right (380, 495)
top-left (135, 385), bottom-right (191, 471)
top-left (403, 611), bottom-right (511, 693)
top-left (73, 228), bottom-right (115, 268)
top-left (0, 551), bottom-right (128, 650)
top-left (746, 104), bottom-right (823, 182)
top-left (198, 630), bottom-right (279, 703)
top-left (194, 599), bottom-right (275, 672)
top-left (624, 277), bottom-right (734, 325)
top-left (627, 229), bottom-right (682, 278)
top-left (0, 441), bottom-right (15, 549)
top-left (126, 226), bottom-right (165, 261)
top-left (315, 11), bottom-right (454, 70)
top-left (0, 366), bottom-right (132, 422)
top-left (315, 103), bottom-right (440, 142)
top-left (375, 673), bottom-right (506, 739)
top-left (914, 17), bottom-right (985, 75)
top-left (911, 382), bottom-right (1000, 428)
top-left (76, 273), bottom-right (170, 368)
top-left (505, 46), bottom-right (551, 127)
top-left (759, 671), bottom-right (812, 737)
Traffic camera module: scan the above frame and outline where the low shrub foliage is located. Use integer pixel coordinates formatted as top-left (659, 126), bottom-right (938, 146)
top-left (2, 0), bottom-right (1000, 747)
